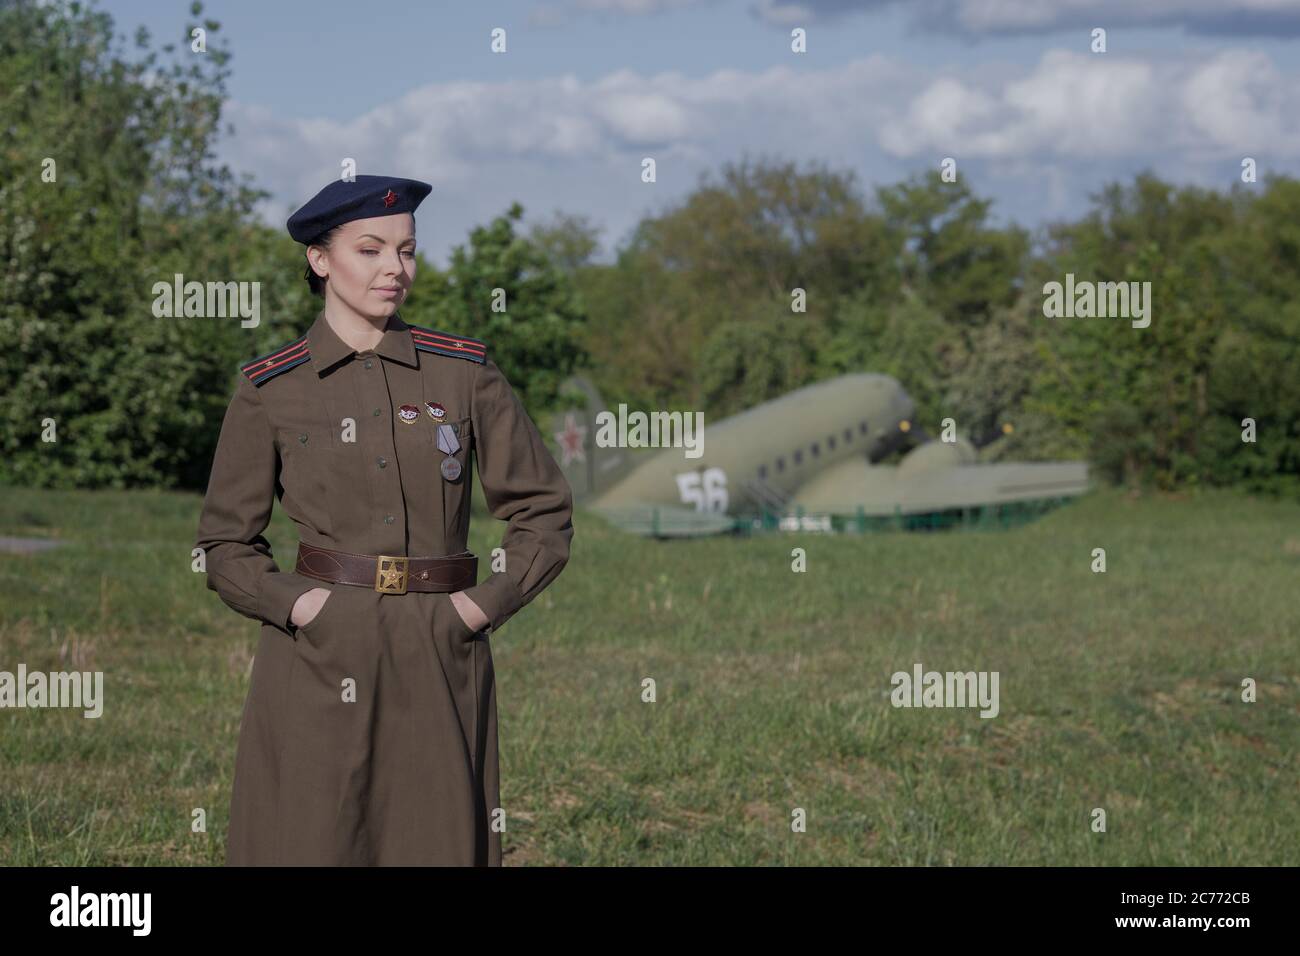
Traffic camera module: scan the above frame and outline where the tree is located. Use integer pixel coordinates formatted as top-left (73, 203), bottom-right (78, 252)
top-left (527, 211), bottom-right (602, 274)
top-left (876, 170), bottom-right (1028, 336)
top-left (578, 154), bottom-right (899, 412)
top-left (0, 0), bottom-right (267, 488)
top-left (403, 202), bottom-right (588, 422)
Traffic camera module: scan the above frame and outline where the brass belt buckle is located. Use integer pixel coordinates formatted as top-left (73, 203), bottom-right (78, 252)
top-left (375, 555), bottom-right (409, 594)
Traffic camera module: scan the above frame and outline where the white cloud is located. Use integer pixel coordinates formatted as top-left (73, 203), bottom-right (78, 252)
top-left (880, 49), bottom-right (1300, 160)
top-left (220, 47), bottom-right (1300, 265)
top-left (589, 78), bottom-right (693, 143)
top-left (529, 0), bottom-right (713, 27)
top-left (1182, 50), bottom-right (1300, 153)
top-left (531, 0), bottom-right (1300, 35)
top-left (750, 0), bottom-right (1300, 36)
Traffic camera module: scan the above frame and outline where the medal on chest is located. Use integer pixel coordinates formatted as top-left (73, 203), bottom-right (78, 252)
top-left (435, 422), bottom-right (460, 455)
top-left (437, 422), bottom-right (463, 481)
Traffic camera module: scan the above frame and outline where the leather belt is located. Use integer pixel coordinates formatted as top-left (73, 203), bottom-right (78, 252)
top-left (295, 542), bottom-right (477, 594)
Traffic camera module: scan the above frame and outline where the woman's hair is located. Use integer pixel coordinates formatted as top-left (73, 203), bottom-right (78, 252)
top-left (303, 225), bottom-right (343, 298)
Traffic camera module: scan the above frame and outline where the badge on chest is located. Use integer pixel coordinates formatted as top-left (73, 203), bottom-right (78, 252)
top-left (399, 398), bottom-right (465, 482)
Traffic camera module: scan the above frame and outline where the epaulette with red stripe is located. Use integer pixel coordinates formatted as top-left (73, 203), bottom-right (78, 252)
top-left (408, 324), bottom-right (486, 365)
top-left (240, 334), bottom-right (310, 386)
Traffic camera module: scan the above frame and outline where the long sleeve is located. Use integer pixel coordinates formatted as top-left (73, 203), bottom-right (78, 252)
top-left (463, 358), bottom-right (575, 632)
top-left (195, 372), bottom-right (321, 632)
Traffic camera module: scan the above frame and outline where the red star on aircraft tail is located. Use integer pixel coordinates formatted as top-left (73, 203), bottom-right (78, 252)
top-left (555, 412), bottom-right (587, 467)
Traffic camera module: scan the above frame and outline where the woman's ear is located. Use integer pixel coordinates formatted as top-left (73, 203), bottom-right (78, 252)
top-left (306, 245), bottom-right (329, 279)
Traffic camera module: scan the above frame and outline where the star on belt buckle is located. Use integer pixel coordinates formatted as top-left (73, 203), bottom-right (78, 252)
top-left (375, 555), bottom-right (409, 594)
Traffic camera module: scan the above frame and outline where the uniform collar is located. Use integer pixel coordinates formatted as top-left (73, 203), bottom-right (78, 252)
top-left (307, 307), bottom-right (418, 374)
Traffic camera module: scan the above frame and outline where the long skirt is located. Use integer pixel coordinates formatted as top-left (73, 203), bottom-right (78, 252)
top-left (224, 584), bottom-right (501, 866)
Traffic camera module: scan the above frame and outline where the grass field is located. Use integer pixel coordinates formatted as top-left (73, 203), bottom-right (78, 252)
top-left (1, 484), bottom-right (1296, 865)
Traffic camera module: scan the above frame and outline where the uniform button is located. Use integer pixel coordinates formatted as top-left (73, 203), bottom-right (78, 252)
top-left (372, 408), bottom-right (382, 417)
top-left (377, 456), bottom-right (387, 468)
top-left (364, 359), bottom-right (374, 369)
top-left (383, 514), bottom-right (395, 524)
top-left (298, 433), bottom-right (308, 444)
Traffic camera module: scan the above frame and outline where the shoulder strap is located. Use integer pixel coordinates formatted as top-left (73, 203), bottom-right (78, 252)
top-left (408, 325), bottom-right (487, 365)
top-left (240, 334), bottom-right (310, 386)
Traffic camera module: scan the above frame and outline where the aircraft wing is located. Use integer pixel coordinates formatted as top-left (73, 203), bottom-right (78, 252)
top-left (791, 458), bottom-right (1089, 516)
top-left (590, 502), bottom-right (736, 537)
top-left (895, 462), bottom-right (1090, 514)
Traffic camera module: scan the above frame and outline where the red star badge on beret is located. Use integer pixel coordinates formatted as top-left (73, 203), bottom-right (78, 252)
top-left (383, 189), bottom-right (398, 208)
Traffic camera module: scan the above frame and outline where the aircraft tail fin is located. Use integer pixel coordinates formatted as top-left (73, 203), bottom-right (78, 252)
top-left (550, 375), bottom-right (635, 503)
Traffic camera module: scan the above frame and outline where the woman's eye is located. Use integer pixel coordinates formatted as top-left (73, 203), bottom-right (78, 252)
top-left (402, 250), bottom-right (416, 258)
top-left (361, 249), bottom-right (379, 256)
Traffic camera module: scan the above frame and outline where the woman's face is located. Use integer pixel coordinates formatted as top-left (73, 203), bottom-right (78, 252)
top-left (309, 214), bottom-right (417, 319)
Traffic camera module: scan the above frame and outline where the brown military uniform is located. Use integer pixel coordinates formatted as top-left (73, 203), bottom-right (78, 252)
top-left (194, 307), bottom-right (574, 865)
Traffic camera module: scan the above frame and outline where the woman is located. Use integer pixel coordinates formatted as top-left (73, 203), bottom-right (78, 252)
top-left (194, 174), bottom-right (574, 865)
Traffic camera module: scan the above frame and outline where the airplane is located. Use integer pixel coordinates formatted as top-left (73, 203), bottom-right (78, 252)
top-left (549, 373), bottom-right (1090, 537)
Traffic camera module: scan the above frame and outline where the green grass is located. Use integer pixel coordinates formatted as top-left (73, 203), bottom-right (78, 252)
top-left (1, 485), bottom-right (1296, 865)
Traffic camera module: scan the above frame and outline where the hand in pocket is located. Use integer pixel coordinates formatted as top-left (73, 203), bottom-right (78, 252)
top-left (291, 587), bottom-right (334, 629)
top-left (448, 591), bottom-right (488, 634)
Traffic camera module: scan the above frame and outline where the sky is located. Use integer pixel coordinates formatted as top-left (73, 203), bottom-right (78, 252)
top-left (92, 0), bottom-right (1300, 267)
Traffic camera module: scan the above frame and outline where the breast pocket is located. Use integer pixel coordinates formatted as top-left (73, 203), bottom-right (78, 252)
top-left (433, 418), bottom-right (474, 542)
top-left (277, 427), bottom-right (335, 536)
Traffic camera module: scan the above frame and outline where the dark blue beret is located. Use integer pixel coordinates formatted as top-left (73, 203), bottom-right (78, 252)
top-left (286, 174), bottom-right (432, 243)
